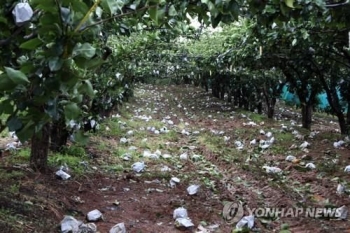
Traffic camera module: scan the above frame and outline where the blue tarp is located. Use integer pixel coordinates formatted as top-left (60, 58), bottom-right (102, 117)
top-left (281, 85), bottom-right (346, 111)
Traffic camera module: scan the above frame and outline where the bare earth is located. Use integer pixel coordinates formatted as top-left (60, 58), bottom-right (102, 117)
top-left (1, 84), bottom-right (350, 233)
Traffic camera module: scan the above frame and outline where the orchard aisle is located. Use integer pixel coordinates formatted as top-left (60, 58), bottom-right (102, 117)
top-left (77, 84), bottom-right (348, 232)
top-left (1, 84), bottom-right (349, 233)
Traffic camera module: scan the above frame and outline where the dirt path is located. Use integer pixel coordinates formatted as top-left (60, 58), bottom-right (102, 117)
top-left (118, 84), bottom-right (350, 232)
top-left (1, 84), bottom-right (349, 233)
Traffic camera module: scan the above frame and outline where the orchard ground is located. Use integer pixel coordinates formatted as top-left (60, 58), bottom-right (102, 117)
top-left (1, 84), bottom-right (350, 233)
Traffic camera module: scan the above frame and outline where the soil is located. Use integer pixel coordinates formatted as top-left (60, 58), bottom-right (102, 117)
top-left (1, 84), bottom-right (350, 233)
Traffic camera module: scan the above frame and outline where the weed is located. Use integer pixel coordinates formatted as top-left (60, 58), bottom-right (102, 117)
top-left (48, 153), bottom-right (87, 175)
top-left (61, 145), bottom-right (86, 157)
top-left (102, 164), bottom-right (125, 172)
top-left (248, 112), bottom-right (266, 123)
top-left (274, 132), bottom-right (294, 142)
top-left (0, 169), bottom-right (24, 182)
top-left (4, 148), bottom-right (30, 164)
top-left (8, 184), bottom-right (20, 194)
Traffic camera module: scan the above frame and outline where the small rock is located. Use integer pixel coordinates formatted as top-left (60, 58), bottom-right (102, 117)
top-left (79, 223), bottom-right (97, 233)
top-left (334, 140), bottom-right (345, 149)
top-left (344, 165), bottom-right (350, 172)
top-left (173, 207), bottom-right (188, 219)
top-left (120, 138), bottom-right (128, 144)
top-left (56, 169), bottom-right (71, 180)
top-left (87, 209), bottom-right (103, 222)
top-left (305, 163), bottom-right (316, 169)
top-left (160, 165), bottom-right (171, 172)
top-left (336, 183), bottom-right (345, 195)
top-left (187, 184), bottom-right (200, 195)
top-left (60, 215), bottom-right (82, 233)
top-left (285, 155), bottom-right (296, 162)
top-left (128, 146), bottom-right (137, 151)
top-left (301, 154), bottom-right (312, 160)
top-left (250, 139), bottom-right (257, 145)
top-left (170, 177), bottom-right (180, 188)
top-left (161, 153), bottom-right (172, 159)
top-left (132, 162), bottom-right (145, 173)
top-left (109, 222), bottom-right (126, 233)
top-left (263, 166), bottom-right (282, 174)
top-left (179, 153), bottom-right (188, 160)
top-left (236, 215), bottom-right (254, 230)
top-left (175, 217), bottom-right (194, 228)
top-left (299, 141), bottom-right (310, 149)
top-left (336, 205), bottom-right (348, 219)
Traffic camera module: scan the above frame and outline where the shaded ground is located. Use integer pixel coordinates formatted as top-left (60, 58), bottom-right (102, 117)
top-left (1, 84), bottom-right (350, 233)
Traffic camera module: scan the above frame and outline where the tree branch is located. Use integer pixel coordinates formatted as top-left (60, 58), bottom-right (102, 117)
top-left (0, 9), bottom-right (40, 47)
top-left (80, 5), bottom-right (157, 32)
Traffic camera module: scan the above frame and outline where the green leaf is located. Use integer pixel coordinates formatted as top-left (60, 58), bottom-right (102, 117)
top-left (45, 99), bottom-right (59, 120)
top-left (0, 74), bottom-right (17, 91)
top-left (4, 67), bottom-right (30, 85)
top-left (16, 121), bottom-right (35, 142)
top-left (71, 94), bottom-right (83, 103)
top-left (0, 99), bottom-right (14, 115)
top-left (149, 7), bottom-right (158, 24)
top-left (168, 5), bottom-right (177, 16)
top-left (20, 38), bottom-right (43, 50)
top-left (80, 80), bottom-right (95, 97)
top-left (64, 102), bottom-right (81, 120)
top-left (68, 0), bottom-right (89, 13)
top-left (280, 223), bottom-right (290, 230)
top-left (148, 6), bottom-right (165, 25)
top-left (292, 38), bottom-right (297, 46)
top-left (7, 116), bottom-right (23, 132)
top-left (72, 43), bottom-right (96, 59)
top-left (95, 6), bottom-right (103, 18)
top-left (60, 7), bottom-right (72, 25)
top-left (72, 130), bottom-right (89, 145)
top-left (106, 0), bottom-right (125, 14)
top-left (74, 57), bottom-right (105, 69)
top-left (0, 16), bottom-right (8, 24)
top-left (48, 57), bottom-right (64, 71)
top-left (284, 0), bottom-right (294, 8)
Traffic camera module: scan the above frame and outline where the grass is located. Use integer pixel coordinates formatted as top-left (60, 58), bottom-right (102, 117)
top-left (197, 132), bottom-right (224, 153)
top-left (1, 84), bottom-right (349, 232)
top-left (0, 208), bottom-right (24, 233)
top-left (248, 112), bottom-right (267, 123)
top-left (48, 153), bottom-right (87, 175)
top-left (274, 131), bottom-right (294, 142)
top-left (0, 99), bottom-right (9, 138)
top-left (315, 131), bottom-right (340, 141)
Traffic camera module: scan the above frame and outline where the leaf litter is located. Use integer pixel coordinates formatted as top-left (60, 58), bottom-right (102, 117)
top-left (1, 84), bottom-right (350, 232)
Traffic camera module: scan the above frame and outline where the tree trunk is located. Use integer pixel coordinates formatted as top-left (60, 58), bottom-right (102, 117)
top-left (267, 105), bottom-right (274, 119)
top-left (337, 112), bottom-right (348, 135)
top-left (301, 103), bottom-right (313, 130)
top-left (267, 98), bottom-right (277, 119)
top-left (227, 90), bottom-right (232, 103)
top-left (318, 74), bottom-right (348, 135)
top-left (234, 89), bottom-right (240, 106)
top-left (262, 85), bottom-right (276, 119)
top-left (220, 84), bottom-right (225, 100)
top-left (30, 123), bottom-right (51, 172)
top-left (257, 101), bottom-right (263, 114)
top-left (50, 119), bottom-right (69, 152)
top-left (346, 103), bottom-right (350, 135)
top-left (212, 77), bottom-right (219, 98)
